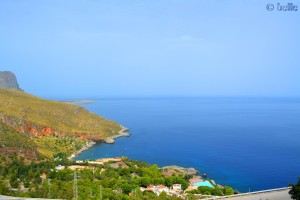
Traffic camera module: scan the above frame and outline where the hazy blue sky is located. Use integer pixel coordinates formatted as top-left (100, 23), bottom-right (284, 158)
top-left (0, 0), bottom-right (299, 98)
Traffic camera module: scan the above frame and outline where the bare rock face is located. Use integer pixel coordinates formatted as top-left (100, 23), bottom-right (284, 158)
top-left (162, 165), bottom-right (199, 176)
top-left (0, 71), bottom-right (22, 90)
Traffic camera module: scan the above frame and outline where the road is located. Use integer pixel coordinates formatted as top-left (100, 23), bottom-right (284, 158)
top-left (0, 189), bottom-right (293, 200)
top-left (218, 189), bottom-right (291, 200)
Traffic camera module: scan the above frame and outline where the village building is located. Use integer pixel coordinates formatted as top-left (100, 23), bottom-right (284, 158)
top-left (187, 176), bottom-right (215, 188)
top-left (55, 165), bottom-right (65, 170)
top-left (140, 184), bottom-right (170, 196)
top-left (185, 185), bottom-right (198, 192)
top-left (68, 165), bottom-right (90, 170)
top-left (162, 171), bottom-right (175, 177)
top-left (157, 185), bottom-right (169, 193)
top-left (110, 161), bottom-right (129, 168)
top-left (172, 184), bottom-right (182, 191)
top-left (189, 176), bottom-right (203, 185)
top-left (117, 161), bottom-right (128, 168)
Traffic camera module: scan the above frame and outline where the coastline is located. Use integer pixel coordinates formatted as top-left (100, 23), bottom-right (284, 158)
top-left (67, 127), bottom-right (232, 195)
top-left (60, 100), bottom-right (96, 105)
top-left (104, 126), bottom-right (130, 144)
top-left (68, 141), bottom-right (96, 160)
top-left (68, 126), bottom-right (130, 160)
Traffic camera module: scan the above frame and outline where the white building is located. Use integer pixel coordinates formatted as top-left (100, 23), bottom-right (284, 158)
top-left (55, 165), bottom-right (65, 170)
top-left (172, 184), bottom-right (182, 191)
top-left (141, 185), bottom-right (170, 196)
top-left (157, 185), bottom-right (169, 193)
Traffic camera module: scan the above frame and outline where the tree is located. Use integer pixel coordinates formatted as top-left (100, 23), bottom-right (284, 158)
top-left (10, 174), bottom-right (19, 188)
top-left (0, 180), bottom-right (9, 195)
top-left (122, 183), bottom-right (137, 195)
top-left (198, 186), bottom-right (212, 195)
top-left (141, 177), bottom-right (151, 187)
top-left (142, 190), bottom-right (157, 200)
top-left (223, 186), bottom-right (234, 195)
top-left (289, 177), bottom-right (300, 200)
top-left (10, 179), bottom-right (19, 188)
top-left (186, 193), bottom-right (197, 200)
top-left (211, 187), bottom-right (223, 196)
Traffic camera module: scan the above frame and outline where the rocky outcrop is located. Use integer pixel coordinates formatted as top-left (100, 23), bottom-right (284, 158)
top-left (0, 71), bottom-right (22, 90)
top-left (104, 126), bottom-right (130, 144)
top-left (162, 165), bottom-right (199, 177)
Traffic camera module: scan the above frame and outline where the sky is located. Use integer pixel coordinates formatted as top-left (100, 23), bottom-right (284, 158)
top-left (0, 0), bottom-right (299, 98)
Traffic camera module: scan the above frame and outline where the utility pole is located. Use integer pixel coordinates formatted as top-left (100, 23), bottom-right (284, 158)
top-left (48, 179), bottom-right (51, 199)
top-left (249, 185), bottom-right (251, 194)
top-left (73, 171), bottom-right (78, 200)
top-left (99, 185), bottom-right (102, 200)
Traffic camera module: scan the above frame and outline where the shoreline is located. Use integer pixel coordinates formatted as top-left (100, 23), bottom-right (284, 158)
top-left (68, 141), bottom-right (96, 160)
top-left (60, 100), bottom-right (96, 105)
top-left (68, 126), bottom-right (130, 160)
top-left (104, 126), bottom-right (130, 144)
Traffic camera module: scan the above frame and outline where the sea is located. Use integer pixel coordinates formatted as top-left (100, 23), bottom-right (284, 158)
top-left (74, 97), bottom-right (300, 192)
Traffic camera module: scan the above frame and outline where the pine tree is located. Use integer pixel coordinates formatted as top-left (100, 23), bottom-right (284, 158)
top-left (289, 177), bottom-right (300, 200)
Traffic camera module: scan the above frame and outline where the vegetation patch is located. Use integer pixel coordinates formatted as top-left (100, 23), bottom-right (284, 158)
top-left (0, 88), bottom-right (120, 136)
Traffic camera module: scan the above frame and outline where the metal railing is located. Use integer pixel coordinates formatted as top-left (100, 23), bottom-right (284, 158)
top-left (198, 187), bottom-right (290, 200)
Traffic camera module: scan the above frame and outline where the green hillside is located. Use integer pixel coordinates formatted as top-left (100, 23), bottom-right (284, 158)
top-left (0, 88), bottom-right (120, 136)
top-left (0, 88), bottom-right (121, 159)
top-left (0, 121), bottom-right (36, 152)
top-left (0, 119), bottom-right (87, 159)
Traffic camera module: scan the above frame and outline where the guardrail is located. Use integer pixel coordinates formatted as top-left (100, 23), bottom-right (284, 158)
top-left (198, 187), bottom-right (290, 200)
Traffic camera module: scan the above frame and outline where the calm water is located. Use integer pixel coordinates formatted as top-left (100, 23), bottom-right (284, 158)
top-left (75, 97), bottom-right (300, 192)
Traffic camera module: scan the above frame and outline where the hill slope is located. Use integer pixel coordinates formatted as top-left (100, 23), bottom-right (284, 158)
top-left (0, 121), bottom-right (39, 160)
top-left (0, 88), bottom-right (121, 158)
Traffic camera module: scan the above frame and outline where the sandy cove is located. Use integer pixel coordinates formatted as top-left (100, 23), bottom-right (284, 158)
top-left (68, 141), bottom-right (96, 160)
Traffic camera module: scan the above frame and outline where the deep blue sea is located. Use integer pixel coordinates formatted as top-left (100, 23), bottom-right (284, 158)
top-left (75, 97), bottom-right (300, 192)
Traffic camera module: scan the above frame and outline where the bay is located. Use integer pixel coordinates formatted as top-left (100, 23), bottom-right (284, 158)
top-left (75, 97), bottom-right (300, 192)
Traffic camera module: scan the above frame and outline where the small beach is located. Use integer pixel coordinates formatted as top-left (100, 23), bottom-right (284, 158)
top-left (68, 141), bottom-right (96, 160)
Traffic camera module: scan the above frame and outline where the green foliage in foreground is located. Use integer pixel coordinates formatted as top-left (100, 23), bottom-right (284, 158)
top-left (0, 88), bottom-right (120, 136)
top-left (186, 185), bottom-right (234, 196)
top-left (289, 177), bottom-right (300, 200)
top-left (0, 157), bottom-right (190, 200)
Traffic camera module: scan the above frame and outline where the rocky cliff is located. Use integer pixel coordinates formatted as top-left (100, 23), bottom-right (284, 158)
top-left (0, 71), bottom-right (22, 90)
